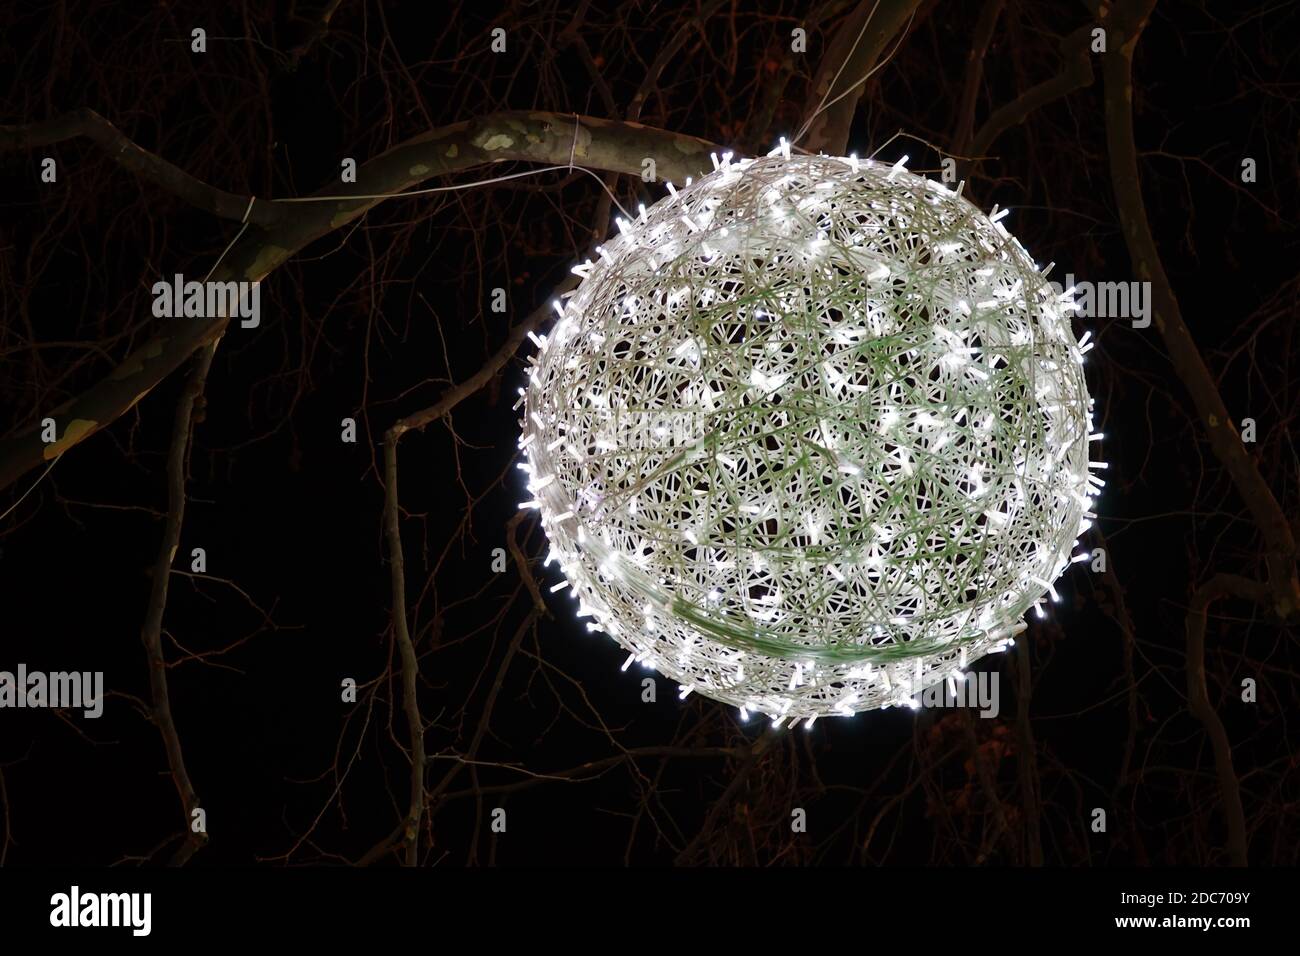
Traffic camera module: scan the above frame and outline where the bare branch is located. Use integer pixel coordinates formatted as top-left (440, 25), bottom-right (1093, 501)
top-left (140, 338), bottom-right (218, 866)
top-left (380, 432), bottom-right (426, 865)
top-left (1185, 573), bottom-right (1271, 865)
top-left (800, 0), bottom-right (924, 155)
top-left (0, 108), bottom-right (279, 228)
top-left (965, 25), bottom-right (1093, 172)
top-left (627, 0), bottom-right (729, 123)
top-left (1099, 0), bottom-right (1299, 613)
top-left (0, 111), bottom-right (722, 494)
top-left (950, 0), bottom-right (1006, 160)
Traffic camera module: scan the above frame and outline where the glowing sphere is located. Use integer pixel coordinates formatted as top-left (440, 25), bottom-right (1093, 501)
top-left (519, 151), bottom-right (1095, 721)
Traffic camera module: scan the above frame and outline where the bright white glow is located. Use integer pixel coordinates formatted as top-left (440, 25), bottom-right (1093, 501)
top-left (521, 152), bottom-right (1093, 719)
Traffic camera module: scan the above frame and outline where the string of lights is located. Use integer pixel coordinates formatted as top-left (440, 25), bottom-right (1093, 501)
top-left (519, 145), bottom-right (1100, 722)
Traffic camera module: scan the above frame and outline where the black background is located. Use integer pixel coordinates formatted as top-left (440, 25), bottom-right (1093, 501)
top-left (0, 0), bottom-right (1296, 869)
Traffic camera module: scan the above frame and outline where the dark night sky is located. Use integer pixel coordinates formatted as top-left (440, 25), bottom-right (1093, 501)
top-left (0, 0), bottom-right (1296, 867)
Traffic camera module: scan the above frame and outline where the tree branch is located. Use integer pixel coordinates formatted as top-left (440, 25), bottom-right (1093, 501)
top-left (390, 284), bottom-right (571, 440)
top-left (965, 25), bottom-right (1093, 172)
top-left (1185, 573), bottom-right (1271, 866)
top-left (286, 0), bottom-right (346, 69)
top-left (674, 727), bottom-right (780, 865)
top-left (0, 111), bottom-right (722, 495)
top-left (140, 339), bottom-right (218, 866)
top-left (1099, 0), bottom-right (1299, 614)
top-left (436, 745), bottom-right (744, 801)
top-left (0, 108), bottom-right (280, 228)
top-left (626, 0), bottom-right (729, 123)
top-left (960, 706), bottom-right (1013, 863)
top-left (800, 0), bottom-right (923, 155)
top-left (949, 0), bottom-right (1006, 161)
top-left (381, 431), bottom-right (425, 866)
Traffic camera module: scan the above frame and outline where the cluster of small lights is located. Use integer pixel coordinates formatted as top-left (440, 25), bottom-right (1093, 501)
top-left (516, 142), bottom-right (1101, 723)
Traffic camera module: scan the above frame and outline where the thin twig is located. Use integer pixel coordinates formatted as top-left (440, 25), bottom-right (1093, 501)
top-left (140, 338), bottom-right (218, 866)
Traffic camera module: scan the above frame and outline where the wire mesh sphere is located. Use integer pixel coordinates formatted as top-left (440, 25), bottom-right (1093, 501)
top-left (519, 151), bottom-right (1095, 721)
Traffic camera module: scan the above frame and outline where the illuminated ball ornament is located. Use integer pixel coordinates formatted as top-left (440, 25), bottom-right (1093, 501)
top-left (518, 147), bottom-right (1100, 723)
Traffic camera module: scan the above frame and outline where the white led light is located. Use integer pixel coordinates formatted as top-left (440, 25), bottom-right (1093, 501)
top-left (521, 152), bottom-right (1092, 719)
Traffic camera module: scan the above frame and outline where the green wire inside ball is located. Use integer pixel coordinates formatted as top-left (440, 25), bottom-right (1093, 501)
top-left (521, 152), bottom-right (1094, 719)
